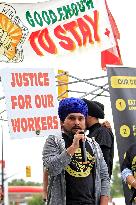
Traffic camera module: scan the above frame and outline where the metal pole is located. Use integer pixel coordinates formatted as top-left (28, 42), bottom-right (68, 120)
top-left (1, 123), bottom-right (4, 205)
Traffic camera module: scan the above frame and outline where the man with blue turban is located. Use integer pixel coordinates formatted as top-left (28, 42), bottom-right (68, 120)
top-left (42, 97), bottom-right (110, 205)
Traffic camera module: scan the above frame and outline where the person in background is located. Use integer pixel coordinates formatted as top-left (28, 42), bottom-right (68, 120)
top-left (42, 97), bottom-right (110, 205)
top-left (82, 98), bottom-right (114, 179)
top-left (121, 143), bottom-right (136, 205)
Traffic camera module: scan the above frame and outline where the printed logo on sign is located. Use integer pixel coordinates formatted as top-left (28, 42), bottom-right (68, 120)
top-left (0, 3), bottom-right (29, 63)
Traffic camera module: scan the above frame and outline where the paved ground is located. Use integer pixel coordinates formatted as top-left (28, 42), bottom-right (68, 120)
top-left (112, 197), bottom-right (125, 205)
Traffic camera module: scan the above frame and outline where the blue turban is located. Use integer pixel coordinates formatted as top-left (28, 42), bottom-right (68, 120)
top-left (58, 97), bottom-right (88, 121)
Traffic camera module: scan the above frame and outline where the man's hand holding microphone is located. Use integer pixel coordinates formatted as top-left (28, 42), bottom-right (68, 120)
top-left (66, 130), bottom-right (87, 163)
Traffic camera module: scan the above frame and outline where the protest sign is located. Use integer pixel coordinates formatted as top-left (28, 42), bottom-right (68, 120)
top-left (0, 67), bottom-right (60, 139)
top-left (0, 0), bottom-right (122, 70)
top-left (107, 66), bottom-right (136, 205)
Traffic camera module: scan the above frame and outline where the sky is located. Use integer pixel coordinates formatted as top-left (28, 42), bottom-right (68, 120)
top-left (0, 0), bottom-right (136, 183)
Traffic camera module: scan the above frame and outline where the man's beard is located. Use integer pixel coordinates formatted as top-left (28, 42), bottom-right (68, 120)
top-left (63, 126), bottom-right (82, 136)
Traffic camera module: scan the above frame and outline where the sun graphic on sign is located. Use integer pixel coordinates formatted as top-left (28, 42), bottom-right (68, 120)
top-left (0, 13), bottom-right (23, 60)
top-left (0, 2), bottom-right (29, 63)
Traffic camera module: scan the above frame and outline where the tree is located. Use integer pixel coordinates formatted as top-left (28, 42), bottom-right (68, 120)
top-left (8, 178), bottom-right (41, 186)
top-left (27, 195), bottom-right (44, 205)
top-left (110, 161), bottom-right (124, 197)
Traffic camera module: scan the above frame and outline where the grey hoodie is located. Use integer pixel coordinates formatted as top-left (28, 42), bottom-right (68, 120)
top-left (42, 134), bottom-right (110, 205)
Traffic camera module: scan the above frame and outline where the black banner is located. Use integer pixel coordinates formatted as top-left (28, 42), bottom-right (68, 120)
top-left (107, 66), bottom-right (136, 205)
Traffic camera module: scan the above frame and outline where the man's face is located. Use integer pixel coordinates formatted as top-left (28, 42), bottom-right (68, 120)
top-left (61, 113), bottom-right (86, 135)
top-left (86, 116), bottom-right (90, 127)
top-left (86, 115), bottom-right (93, 128)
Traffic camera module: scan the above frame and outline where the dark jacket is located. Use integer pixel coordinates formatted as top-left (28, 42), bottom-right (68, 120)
top-left (88, 123), bottom-right (114, 178)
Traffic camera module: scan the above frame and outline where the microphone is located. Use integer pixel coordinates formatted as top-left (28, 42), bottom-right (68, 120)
top-left (79, 131), bottom-right (87, 163)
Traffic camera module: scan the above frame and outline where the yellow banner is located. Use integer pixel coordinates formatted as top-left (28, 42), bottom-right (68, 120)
top-left (111, 76), bottom-right (136, 88)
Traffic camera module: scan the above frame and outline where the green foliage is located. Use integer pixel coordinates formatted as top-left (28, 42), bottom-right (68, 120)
top-left (27, 195), bottom-right (44, 205)
top-left (8, 179), bottom-right (41, 186)
top-left (110, 161), bottom-right (124, 197)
